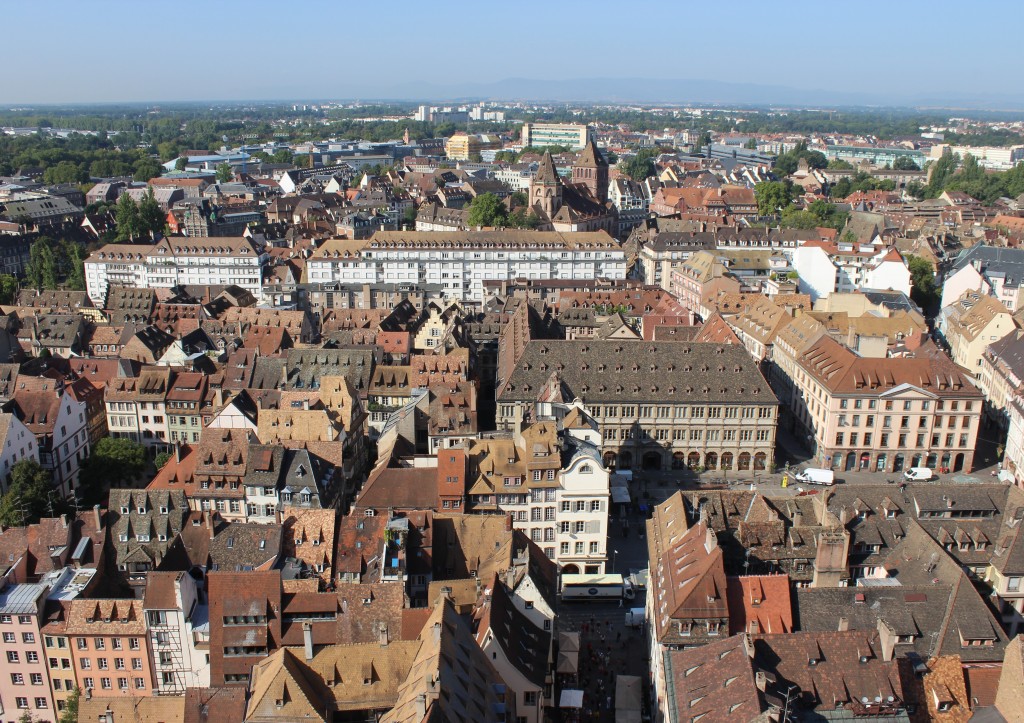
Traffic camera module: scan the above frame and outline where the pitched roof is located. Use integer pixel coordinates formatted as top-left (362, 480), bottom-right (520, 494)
top-left (665, 634), bottom-right (764, 723)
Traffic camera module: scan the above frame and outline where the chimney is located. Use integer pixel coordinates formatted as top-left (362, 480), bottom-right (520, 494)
top-left (379, 622), bottom-right (389, 647)
top-left (207, 511), bottom-right (215, 539)
top-left (281, 363), bottom-right (289, 388)
top-left (104, 706), bottom-right (113, 723)
top-left (505, 513), bottom-right (513, 533)
top-left (877, 618), bottom-right (896, 662)
top-left (302, 621), bottom-right (314, 661)
top-left (837, 616), bottom-right (849, 632)
top-left (93, 504), bottom-right (102, 531)
top-left (415, 694), bottom-right (427, 719)
top-left (175, 443), bottom-right (184, 464)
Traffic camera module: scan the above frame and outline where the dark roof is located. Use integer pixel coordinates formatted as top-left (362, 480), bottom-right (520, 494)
top-left (499, 340), bottom-right (775, 404)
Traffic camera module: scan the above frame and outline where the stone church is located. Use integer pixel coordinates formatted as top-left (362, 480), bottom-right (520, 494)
top-left (529, 141), bottom-right (617, 235)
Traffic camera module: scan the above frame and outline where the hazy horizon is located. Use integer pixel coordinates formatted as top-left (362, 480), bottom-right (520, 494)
top-left (3, 0), bottom-right (1021, 108)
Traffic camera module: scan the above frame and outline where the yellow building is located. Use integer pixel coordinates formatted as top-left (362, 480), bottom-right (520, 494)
top-left (445, 133), bottom-right (501, 161)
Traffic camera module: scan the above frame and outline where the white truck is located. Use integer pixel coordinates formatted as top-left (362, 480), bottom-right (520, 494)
top-left (794, 468), bottom-right (835, 486)
top-left (903, 467), bottom-right (934, 482)
top-left (561, 574), bottom-right (634, 602)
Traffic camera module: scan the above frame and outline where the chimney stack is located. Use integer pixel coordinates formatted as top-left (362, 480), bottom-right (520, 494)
top-left (302, 621), bottom-right (314, 661)
top-left (876, 618), bottom-right (896, 662)
top-left (207, 511), bottom-right (215, 539)
top-left (415, 694), bottom-right (427, 718)
top-left (93, 504), bottom-right (102, 531)
top-left (379, 622), bottom-right (389, 647)
top-left (838, 616), bottom-right (849, 632)
top-left (505, 513), bottom-right (513, 533)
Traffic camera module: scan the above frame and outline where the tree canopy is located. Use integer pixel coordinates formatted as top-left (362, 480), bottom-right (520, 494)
top-left (907, 254), bottom-right (940, 313)
top-left (773, 142), bottom-right (828, 176)
top-left (77, 438), bottom-right (148, 506)
top-left (891, 156), bottom-right (920, 171)
top-left (216, 162), bottom-right (234, 183)
top-left (115, 192), bottom-right (143, 241)
top-left (467, 193), bottom-right (508, 227)
top-left (0, 460), bottom-right (63, 527)
top-left (754, 181), bottom-right (794, 216)
top-left (780, 199), bottom-right (849, 231)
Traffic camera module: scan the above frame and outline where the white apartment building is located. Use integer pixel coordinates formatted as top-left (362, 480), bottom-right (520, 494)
top-left (307, 231), bottom-right (627, 305)
top-left (84, 237), bottom-right (266, 306)
top-left (792, 242), bottom-right (911, 301)
top-left (468, 419), bottom-right (610, 571)
top-left (143, 571), bottom-right (210, 694)
top-left (0, 412), bottom-right (39, 493)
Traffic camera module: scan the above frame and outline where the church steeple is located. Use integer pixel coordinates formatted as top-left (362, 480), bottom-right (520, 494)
top-left (530, 151), bottom-right (562, 218)
top-left (572, 140), bottom-right (609, 203)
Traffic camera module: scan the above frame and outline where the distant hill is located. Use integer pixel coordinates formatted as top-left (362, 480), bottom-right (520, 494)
top-left (342, 76), bottom-right (1024, 111)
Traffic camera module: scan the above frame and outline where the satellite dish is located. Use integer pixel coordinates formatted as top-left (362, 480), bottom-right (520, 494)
top-left (887, 696), bottom-right (895, 703)
top-left (874, 697), bottom-right (882, 703)
top-left (861, 697), bottom-right (869, 704)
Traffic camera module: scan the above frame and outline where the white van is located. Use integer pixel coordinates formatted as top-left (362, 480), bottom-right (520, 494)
top-left (903, 467), bottom-right (934, 482)
top-left (794, 468), bottom-right (835, 486)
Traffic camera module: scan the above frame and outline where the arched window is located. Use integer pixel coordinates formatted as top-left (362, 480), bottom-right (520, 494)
top-left (580, 464), bottom-right (592, 474)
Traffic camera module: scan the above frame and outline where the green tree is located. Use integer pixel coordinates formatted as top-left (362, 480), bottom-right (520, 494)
top-left (620, 154), bottom-right (656, 181)
top-left (58, 688), bottom-right (79, 723)
top-left (115, 192), bottom-right (142, 241)
top-left (27, 237), bottom-right (58, 290)
top-left (132, 158), bottom-right (161, 182)
top-left (510, 191), bottom-right (529, 207)
top-left (744, 138), bottom-right (758, 150)
top-left (493, 150), bottom-right (517, 164)
top-left (905, 180), bottom-right (926, 200)
top-left (907, 254), bottom-right (940, 311)
top-left (271, 149), bottom-right (294, 164)
top-left (754, 181), bottom-right (792, 216)
top-left (78, 438), bottom-right (148, 505)
top-left (925, 152), bottom-right (959, 197)
top-left (402, 206), bottom-right (417, 227)
top-left (507, 208), bottom-right (540, 229)
top-left (0, 274), bottom-right (16, 304)
top-left (216, 162), bottom-right (234, 183)
top-left (892, 156), bottom-right (920, 171)
top-left (174, 156), bottom-right (188, 171)
top-left (0, 460), bottom-right (59, 527)
top-left (154, 452), bottom-right (172, 471)
top-left (43, 160), bottom-right (86, 185)
top-left (827, 159), bottom-right (854, 170)
top-left (60, 238), bottom-right (86, 291)
top-left (468, 151), bottom-right (483, 163)
top-left (467, 193), bottom-right (509, 227)
top-left (137, 188), bottom-right (165, 238)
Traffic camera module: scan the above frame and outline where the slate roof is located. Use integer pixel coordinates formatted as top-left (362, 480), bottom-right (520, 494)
top-left (795, 585), bottom-right (953, 660)
top-left (499, 339), bottom-right (775, 404)
top-left (108, 489), bottom-right (188, 572)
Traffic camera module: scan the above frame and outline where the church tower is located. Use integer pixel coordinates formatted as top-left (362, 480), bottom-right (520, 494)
top-left (572, 139), bottom-right (609, 203)
top-left (530, 151), bottom-right (563, 219)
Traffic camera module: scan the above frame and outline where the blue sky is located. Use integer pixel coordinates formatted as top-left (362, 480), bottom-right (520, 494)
top-left (2, 0), bottom-right (1018, 105)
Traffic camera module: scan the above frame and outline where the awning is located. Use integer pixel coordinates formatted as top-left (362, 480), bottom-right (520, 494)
top-left (999, 469), bottom-right (1014, 483)
top-left (560, 689), bottom-right (585, 708)
top-left (611, 487), bottom-right (631, 503)
top-left (557, 651), bottom-right (579, 674)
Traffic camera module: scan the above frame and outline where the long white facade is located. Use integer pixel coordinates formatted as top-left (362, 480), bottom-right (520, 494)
top-left (84, 238), bottom-right (265, 306)
top-left (307, 231), bottom-right (627, 304)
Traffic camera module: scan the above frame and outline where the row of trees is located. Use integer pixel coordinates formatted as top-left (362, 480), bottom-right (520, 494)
top-left (924, 152), bottom-right (1024, 204)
